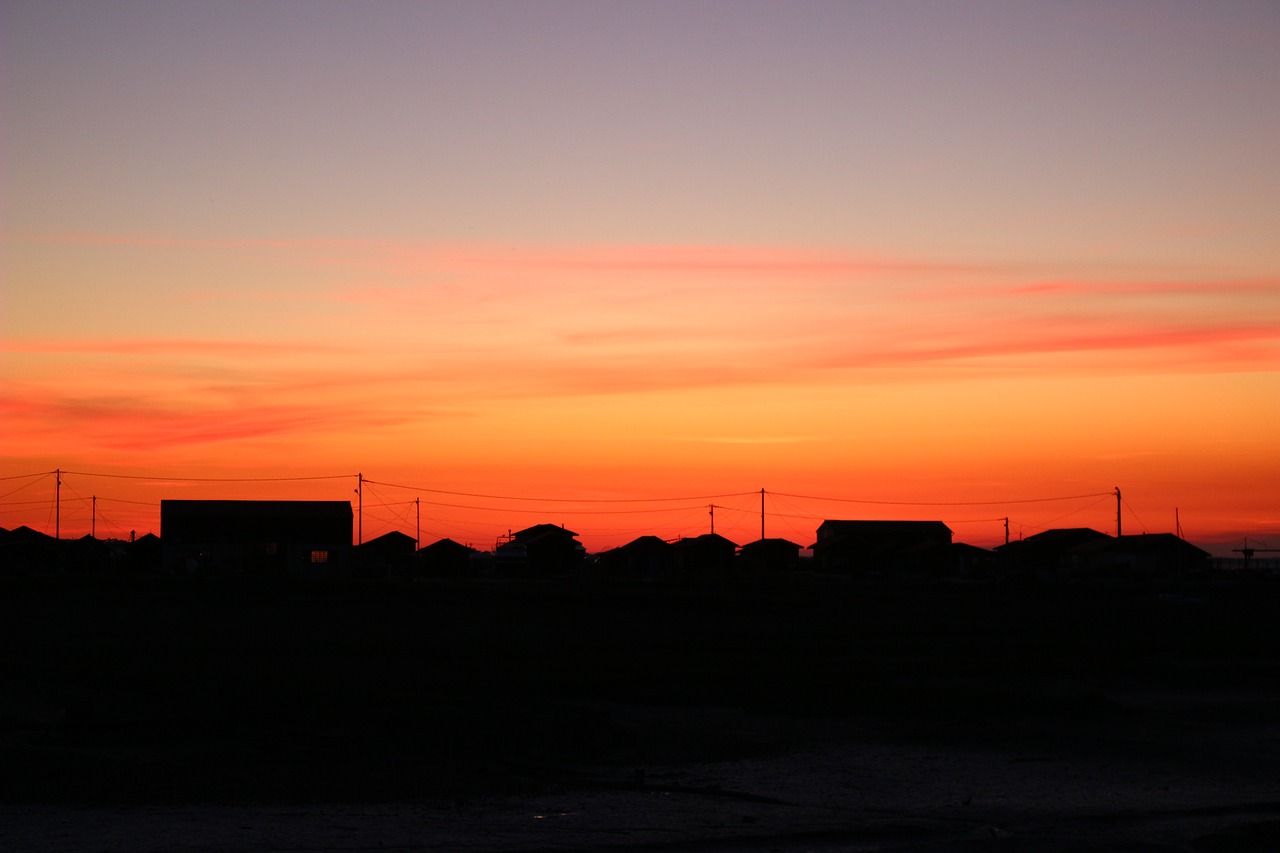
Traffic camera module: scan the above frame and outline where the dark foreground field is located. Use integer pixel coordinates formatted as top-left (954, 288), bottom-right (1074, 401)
top-left (3, 575), bottom-right (1280, 851)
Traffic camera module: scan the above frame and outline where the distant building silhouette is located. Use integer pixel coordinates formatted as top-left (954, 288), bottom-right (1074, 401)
top-left (496, 524), bottom-right (585, 576)
top-left (161, 500), bottom-right (352, 576)
top-left (123, 532), bottom-right (163, 574)
top-left (1073, 533), bottom-right (1211, 580)
top-left (997, 529), bottom-right (1210, 581)
top-left (418, 537), bottom-right (480, 577)
top-left (595, 535), bottom-right (675, 581)
top-left (737, 537), bottom-right (802, 574)
top-left (0, 525), bottom-right (61, 574)
top-left (995, 527), bottom-right (1112, 581)
top-left (355, 530), bottom-right (418, 578)
top-left (673, 533), bottom-right (738, 577)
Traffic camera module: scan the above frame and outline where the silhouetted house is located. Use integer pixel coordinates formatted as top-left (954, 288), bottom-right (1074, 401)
top-left (673, 533), bottom-right (738, 577)
top-left (354, 530), bottom-right (418, 578)
top-left (0, 525), bottom-right (60, 574)
top-left (161, 500), bottom-right (353, 576)
top-left (595, 535), bottom-right (674, 580)
top-left (995, 527), bottom-right (1112, 581)
top-left (947, 542), bottom-right (997, 580)
top-left (893, 541), bottom-right (996, 581)
top-left (811, 520), bottom-right (952, 577)
top-left (737, 537), bottom-right (801, 574)
top-left (502, 524), bottom-right (585, 576)
top-left (493, 539), bottom-right (527, 574)
top-left (418, 537), bottom-right (479, 577)
top-left (123, 532), bottom-right (163, 574)
top-left (1071, 533), bottom-right (1210, 580)
top-left (66, 534), bottom-right (111, 573)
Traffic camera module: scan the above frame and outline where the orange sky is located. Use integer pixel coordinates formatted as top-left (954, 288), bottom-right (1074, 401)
top-left (3, 4), bottom-right (1278, 556)
top-left (4, 241), bottom-right (1276, 554)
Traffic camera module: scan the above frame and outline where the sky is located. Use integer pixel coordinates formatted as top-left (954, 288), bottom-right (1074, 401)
top-left (2, 0), bottom-right (1277, 555)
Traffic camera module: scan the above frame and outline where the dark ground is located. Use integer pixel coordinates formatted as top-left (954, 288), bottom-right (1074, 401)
top-left (2, 575), bottom-right (1279, 850)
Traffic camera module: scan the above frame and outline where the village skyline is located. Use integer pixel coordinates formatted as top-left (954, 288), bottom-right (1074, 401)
top-left (2, 465), bottom-right (1268, 560)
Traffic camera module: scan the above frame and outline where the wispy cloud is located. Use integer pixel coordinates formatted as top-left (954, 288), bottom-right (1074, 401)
top-left (679, 435), bottom-right (820, 445)
top-left (0, 337), bottom-right (347, 356)
top-left (0, 392), bottom-right (415, 453)
top-left (808, 318), bottom-right (1278, 373)
top-left (978, 278), bottom-right (1280, 300)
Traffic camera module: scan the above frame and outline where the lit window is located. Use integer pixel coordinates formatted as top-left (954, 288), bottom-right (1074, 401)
top-left (310, 550), bottom-right (329, 564)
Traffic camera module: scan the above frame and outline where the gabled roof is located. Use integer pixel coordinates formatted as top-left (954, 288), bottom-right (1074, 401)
top-left (675, 533), bottom-right (738, 549)
top-left (356, 531), bottom-right (418, 555)
top-left (812, 520), bottom-right (952, 550)
top-left (5, 525), bottom-right (56, 544)
top-left (817, 519), bottom-right (952, 537)
top-left (420, 537), bottom-right (475, 554)
top-left (1075, 533), bottom-right (1209, 558)
top-left (739, 537), bottom-right (801, 552)
top-left (359, 530), bottom-right (417, 546)
top-left (949, 541), bottom-right (995, 555)
top-left (996, 527), bottom-right (1111, 552)
top-left (615, 535), bottom-right (673, 552)
top-left (513, 523), bottom-right (579, 542)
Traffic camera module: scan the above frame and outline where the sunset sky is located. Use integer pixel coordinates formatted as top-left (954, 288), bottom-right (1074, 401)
top-left (3, 1), bottom-right (1277, 555)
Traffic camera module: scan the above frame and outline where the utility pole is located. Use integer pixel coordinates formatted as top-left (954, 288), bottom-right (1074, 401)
top-left (1114, 486), bottom-right (1122, 537)
top-left (1003, 517), bottom-right (1009, 546)
top-left (415, 497), bottom-right (420, 549)
top-left (55, 469), bottom-right (61, 540)
top-left (760, 488), bottom-right (765, 541)
top-left (356, 473), bottom-right (364, 545)
top-left (92, 495), bottom-right (96, 539)
top-left (709, 504), bottom-right (715, 535)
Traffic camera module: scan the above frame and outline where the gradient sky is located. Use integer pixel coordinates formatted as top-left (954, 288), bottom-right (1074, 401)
top-left (3, 1), bottom-right (1277, 555)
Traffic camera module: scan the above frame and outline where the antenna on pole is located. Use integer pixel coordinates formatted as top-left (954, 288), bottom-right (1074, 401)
top-left (356, 473), bottom-right (364, 545)
top-left (1114, 486), bottom-right (1122, 537)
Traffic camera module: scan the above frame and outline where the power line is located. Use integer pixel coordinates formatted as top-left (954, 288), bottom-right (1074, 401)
top-left (364, 478), bottom-right (756, 504)
top-left (62, 470), bottom-right (356, 482)
top-left (416, 497), bottom-right (713, 515)
top-left (771, 490), bottom-right (1113, 507)
top-left (1121, 496), bottom-right (1152, 534)
top-left (0, 474), bottom-right (54, 501)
